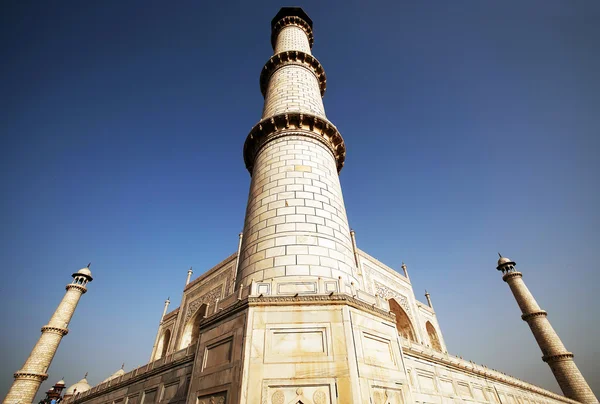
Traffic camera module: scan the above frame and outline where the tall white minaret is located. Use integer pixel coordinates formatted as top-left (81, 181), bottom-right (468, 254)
top-left (497, 254), bottom-right (598, 404)
top-left (237, 7), bottom-right (358, 293)
top-left (4, 265), bottom-right (93, 404)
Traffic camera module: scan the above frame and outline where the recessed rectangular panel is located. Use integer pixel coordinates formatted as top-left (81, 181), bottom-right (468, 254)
top-left (439, 378), bottom-right (455, 396)
top-left (265, 324), bottom-right (332, 363)
top-left (417, 372), bottom-right (436, 392)
top-left (277, 281), bottom-right (317, 294)
top-left (362, 332), bottom-right (395, 366)
top-left (271, 329), bottom-right (325, 355)
top-left (198, 391), bottom-right (227, 403)
top-left (162, 382), bottom-right (179, 401)
top-left (203, 337), bottom-right (233, 370)
top-left (257, 283), bottom-right (270, 295)
top-left (473, 386), bottom-right (486, 401)
top-left (457, 382), bottom-right (472, 398)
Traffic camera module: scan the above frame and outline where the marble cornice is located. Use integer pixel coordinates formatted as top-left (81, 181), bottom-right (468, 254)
top-left (260, 51), bottom-right (326, 97)
top-left (244, 112), bottom-right (346, 174)
top-left (271, 16), bottom-right (314, 49)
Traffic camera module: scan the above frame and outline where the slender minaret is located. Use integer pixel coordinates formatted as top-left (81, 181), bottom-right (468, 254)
top-left (185, 267), bottom-right (193, 286)
top-left (401, 262), bottom-right (410, 280)
top-left (150, 297), bottom-right (171, 361)
top-left (497, 254), bottom-right (598, 404)
top-left (238, 8), bottom-right (358, 291)
top-left (4, 265), bottom-right (93, 404)
top-left (424, 290), bottom-right (433, 308)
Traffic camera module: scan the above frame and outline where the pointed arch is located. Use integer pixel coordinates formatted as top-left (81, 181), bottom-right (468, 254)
top-left (155, 329), bottom-right (171, 360)
top-left (179, 304), bottom-right (207, 349)
top-left (388, 299), bottom-right (416, 342)
top-left (426, 321), bottom-right (442, 351)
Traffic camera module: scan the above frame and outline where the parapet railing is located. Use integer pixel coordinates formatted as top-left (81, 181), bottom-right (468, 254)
top-left (65, 343), bottom-right (197, 403)
top-left (400, 339), bottom-right (579, 404)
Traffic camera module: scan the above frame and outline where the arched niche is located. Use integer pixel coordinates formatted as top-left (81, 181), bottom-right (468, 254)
top-left (179, 303), bottom-right (207, 349)
top-left (389, 299), bottom-right (416, 342)
top-left (425, 321), bottom-right (442, 351)
top-left (155, 329), bottom-right (171, 360)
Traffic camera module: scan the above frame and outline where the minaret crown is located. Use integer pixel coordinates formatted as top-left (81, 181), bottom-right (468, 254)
top-left (270, 7), bottom-right (314, 50)
top-left (496, 253), bottom-right (516, 273)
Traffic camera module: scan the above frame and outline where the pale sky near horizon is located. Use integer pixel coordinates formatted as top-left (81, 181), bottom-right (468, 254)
top-left (1, 1), bottom-right (599, 401)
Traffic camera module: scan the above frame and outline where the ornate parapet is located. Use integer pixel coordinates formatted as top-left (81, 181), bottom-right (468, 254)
top-left (502, 271), bottom-right (523, 282)
top-left (243, 112), bottom-right (346, 174)
top-left (41, 325), bottom-right (69, 336)
top-left (271, 15), bottom-right (314, 49)
top-left (260, 51), bottom-right (326, 97)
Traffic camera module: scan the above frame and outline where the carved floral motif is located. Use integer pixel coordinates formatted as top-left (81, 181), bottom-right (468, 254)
top-left (184, 286), bottom-right (222, 323)
top-left (374, 281), bottom-right (411, 317)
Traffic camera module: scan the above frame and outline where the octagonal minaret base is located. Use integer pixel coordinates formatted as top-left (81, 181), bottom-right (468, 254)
top-left (498, 257), bottom-right (598, 404)
top-left (4, 267), bottom-right (92, 404)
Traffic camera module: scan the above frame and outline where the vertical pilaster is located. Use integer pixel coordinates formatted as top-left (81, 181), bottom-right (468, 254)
top-left (498, 257), bottom-right (597, 404)
top-left (4, 267), bottom-right (92, 404)
top-left (150, 297), bottom-right (171, 361)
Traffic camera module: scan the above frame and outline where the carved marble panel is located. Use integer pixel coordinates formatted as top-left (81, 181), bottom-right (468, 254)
top-left (372, 387), bottom-right (404, 404)
top-left (197, 391), bottom-right (227, 404)
top-left (263, 384), bottom-right (333, 404)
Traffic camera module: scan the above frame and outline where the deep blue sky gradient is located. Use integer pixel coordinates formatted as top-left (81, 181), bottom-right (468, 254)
top-left (1, 0), bottom-right (599, 400)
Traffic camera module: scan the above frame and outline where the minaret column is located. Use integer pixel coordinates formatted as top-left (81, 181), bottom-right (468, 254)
top-left (497, 255), bottom-right (598, 404)
top-left (4, 266), bottom-right (92, 404)
top-left (237, 8), bottom-right (358, 291)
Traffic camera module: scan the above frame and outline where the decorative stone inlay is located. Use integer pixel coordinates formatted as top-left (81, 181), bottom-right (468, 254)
top-left (542, 352), bottom-right (575, 363)
top-left (502, 271), bottom-right (523, 281)
top-left (271, 16), bottom-right (314, 49)
top-left (374, 281), bottom-right (411, 317)
top-left (244, 112), bottom-right (346, 174)
top-left (521, 310), bottom-right (547, 321)
top-left (13, 371), bottom-right (48, 381)
top-left (184, 286), bottom-right (222, 323)
top-left (41, 325), bottom-right (69, 336)
top-left (260, 51), bottom-right (326, 97)
top-left (313, 389), bottom-right (327, 404)
top-left (271, 390), bottom-right (284, 404)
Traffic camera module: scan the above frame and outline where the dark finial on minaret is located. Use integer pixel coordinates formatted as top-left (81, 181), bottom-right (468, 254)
top-left (121, 363), bottom-right (125, 370)
top-left (84, 372), bottom-right (88, 379)
top-left (87, 262), bottom-right (91, 268)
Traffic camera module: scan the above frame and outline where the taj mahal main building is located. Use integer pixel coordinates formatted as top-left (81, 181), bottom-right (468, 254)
top-left (4, 7), bottom-right (597, 404)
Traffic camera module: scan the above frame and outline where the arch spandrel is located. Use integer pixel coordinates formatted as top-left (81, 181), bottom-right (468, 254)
top-left (388, 298), bottom-right (417, 343)
top-left (179, 303), bottom-right (207, 350)
top-left (426, 321), bottom-right (442, 352)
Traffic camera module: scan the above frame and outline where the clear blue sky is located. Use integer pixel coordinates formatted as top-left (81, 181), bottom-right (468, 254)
top-left (1, 0), bottom-right (598, 400)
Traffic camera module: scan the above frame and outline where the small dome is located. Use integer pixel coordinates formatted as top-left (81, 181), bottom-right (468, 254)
top-left (101, 368), bottom-right (125, 383)
top-left (55, 379), bottom-right (65, 386)
top-left (65, 377), bottom-right (91, 396)
top-left (76, 267), bottom-right (92, 277)
top-left (496, 255), bottom-right (515, 270)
